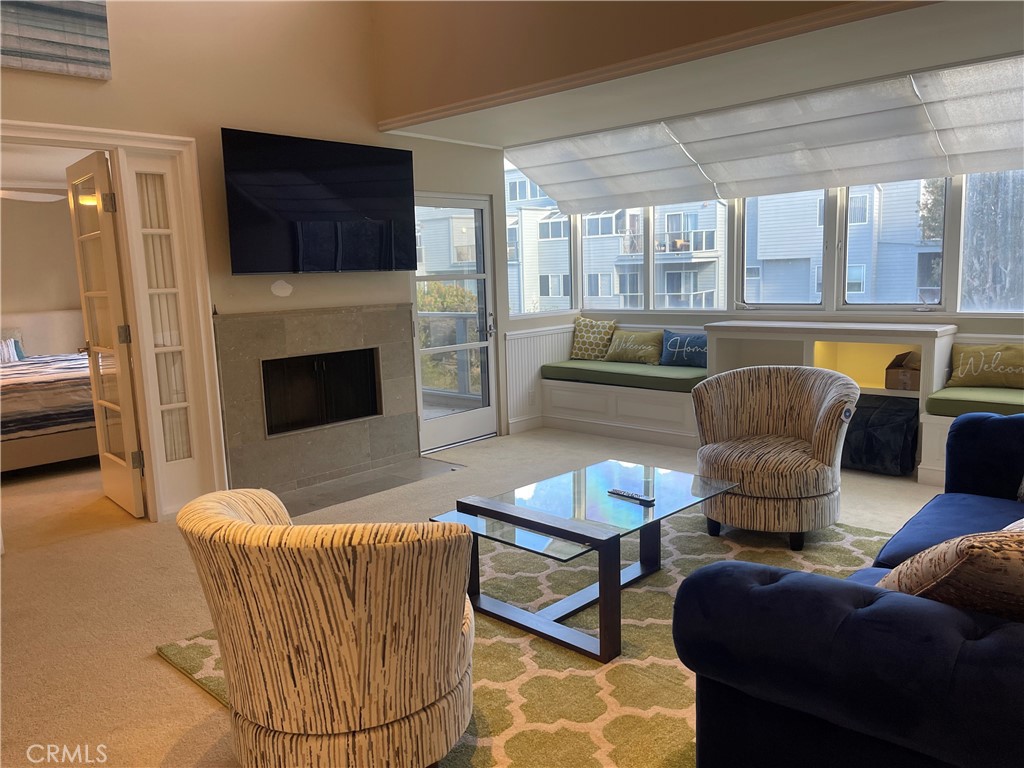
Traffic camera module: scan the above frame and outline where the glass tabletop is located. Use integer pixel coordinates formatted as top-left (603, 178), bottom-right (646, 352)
top-left (433, 459), bottom-right (735, 561)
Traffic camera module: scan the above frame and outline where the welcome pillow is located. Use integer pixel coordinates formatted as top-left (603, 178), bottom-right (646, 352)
top-left (877, 531), bottom-right (1024, 621)
top-left (569, 316), bottom-right (616, 360)
top-left (661, 331), bottom-right (707, 367)
top-left (946, 343), bottom-right (1024, 388)
top-left (604, 330), bottom-right (663, 365)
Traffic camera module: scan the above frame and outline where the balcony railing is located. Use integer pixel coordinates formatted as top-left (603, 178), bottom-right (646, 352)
top-left (656, 230), bottom-right (717, 253)
top-left (656, 290), bottom-right (716, 309)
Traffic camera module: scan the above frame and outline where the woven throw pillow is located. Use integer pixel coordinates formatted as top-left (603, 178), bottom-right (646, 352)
top-left (877, 531), bottom-right (1024, 621)
top-left (946, 343), bottom-right (1024, 389)
top-left (569, 316), bottom-right (616, 360)
top-left (604, 330), bottom-right (663, 365)
top-left (661, 331), bottom-right (707, 367)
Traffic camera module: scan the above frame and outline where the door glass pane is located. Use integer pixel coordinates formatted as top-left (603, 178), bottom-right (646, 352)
top-left (156, 351), bottom-right (187, 405)
top-left (137, 173), bottom-right (170, 229)
top-left (845, 179), bottom-right (944, 305)
top-left (420, 348), bottom-right (488, 420)
top-left (416, 279), bottom-right (485, 350)
top-left (504, 164), bottom-right (570, 315)
top-left (80, 236), bottom-right (106, 292)
top-left (100, 405), bottom-right (126, 460)
top-left (743, 190), bottom-right (825, 304)
top-left (143, 234), bottom-right (176, 289)
top-left (161, 408), bottom-right (192, 462)
top-left (86, 295), bottom-right (112, 348)
top-left (150, 293), bottom-right (182, 347)
top-left (415, 206), bottom-right (484, 274)
top-left (960, 169), bottom-right (1024, 313)
top-left (582, 207), bottom-right (645, 310)
top-left (73, 177), bottom-right (100, 234)
top-left (97, 351), bottom-right (119, 405)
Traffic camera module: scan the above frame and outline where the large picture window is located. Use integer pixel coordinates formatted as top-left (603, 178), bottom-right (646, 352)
top-left (960, 169), bottom-right (1024, 313)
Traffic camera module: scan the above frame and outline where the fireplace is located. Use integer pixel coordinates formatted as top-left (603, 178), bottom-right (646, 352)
top-left (214, 304), bottom-right (419, 492)
top-left (262, 348), bottom-right (381, 436)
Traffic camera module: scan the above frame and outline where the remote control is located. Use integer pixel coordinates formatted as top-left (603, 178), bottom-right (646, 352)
top-left (607, 488), bottom-right (656, 506)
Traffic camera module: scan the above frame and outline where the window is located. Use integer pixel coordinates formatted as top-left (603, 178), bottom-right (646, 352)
top-left (451, 216), bottom-right (479, 266)
top-left (584, 213), bottom-right (615, 236)
top-left (848, 194), bottom-right (868, 225)
top-left (617, 271), bottom-right (641, 308)
top-left (508, 179), bottom-right (544, 202)
top-left (506, 222), bottom-right (519, 262)
top-left (582, 207), bottom-right (643, 310)
top-left (744, 190), bottom-right (825, 305)
top-left (654, 201), bottom-right (727, 309)
top-left (416, 225), bottom-right (423, 265)
top-left (844, 179), bottom-right (943, 305)
top-left (960, 169), bottom-right (1024, 313)
top-left (917, 252), bottom-right (942, 304)
top-left (539, 218), bottom-right (569, 239)
top-left (586, 273), bottom-right (613, 296)
top-left (746, 266), bottom-right (761, 280)
top-left (665, 271), bottom-right (698, 294)
top-left (847, 264), bottom-right (866, 294)
top-left (539, 273), bottom-right (570, 297)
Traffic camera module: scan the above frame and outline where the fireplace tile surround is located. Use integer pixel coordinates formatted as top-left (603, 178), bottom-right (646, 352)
top-left (214, 304), bottom-right (418, 493)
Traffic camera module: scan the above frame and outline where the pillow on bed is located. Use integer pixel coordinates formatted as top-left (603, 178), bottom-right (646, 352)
top-left (0, 338), bottom-right (20, 364)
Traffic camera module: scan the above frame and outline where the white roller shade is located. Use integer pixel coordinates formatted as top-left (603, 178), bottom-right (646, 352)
top-left (506, 56), bottom-right (1024, 211)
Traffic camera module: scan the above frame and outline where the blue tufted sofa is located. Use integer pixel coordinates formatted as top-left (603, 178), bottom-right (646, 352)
top-left (673, 412), bottom-right (1024, 768)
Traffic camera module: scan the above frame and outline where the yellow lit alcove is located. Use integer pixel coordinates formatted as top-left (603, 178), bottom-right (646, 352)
top-left (813, 341), bottom-right (920, 394)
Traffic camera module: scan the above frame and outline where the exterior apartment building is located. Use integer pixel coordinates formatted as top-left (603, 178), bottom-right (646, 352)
top-left (504, 168), bottom-right (947, 312)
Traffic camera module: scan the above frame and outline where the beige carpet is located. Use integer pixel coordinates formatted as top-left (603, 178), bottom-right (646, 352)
top-left (1, 429), bottom-right (941, 767)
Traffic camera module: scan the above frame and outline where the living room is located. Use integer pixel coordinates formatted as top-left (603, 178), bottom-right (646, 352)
top-left (2, 2), bottom-right (1022, 766)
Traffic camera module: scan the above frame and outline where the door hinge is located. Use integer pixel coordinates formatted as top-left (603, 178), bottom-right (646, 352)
top-left (130, 450), bottom-right (144, 471)
top-left (101, 192), bottom-right (117, 212)
top-left (117, 325), bottom-right (131, 344)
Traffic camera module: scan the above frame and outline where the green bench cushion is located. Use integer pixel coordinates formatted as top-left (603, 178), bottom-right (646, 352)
top-left (925, 387), bottom-right (1024, 417)
top-left (541, 360), bottom-right (706, 393)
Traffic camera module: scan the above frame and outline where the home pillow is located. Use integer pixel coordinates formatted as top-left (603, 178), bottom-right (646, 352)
top-left (569, 316), bottom-right (616, 360)
top-left (946, 343), bottom-right (1024, 389)
top-left (604, 330), bottom-right (663, 365)
top-left (876, 531), bottom-right (1024, 621)
top-left (661, 331), bottom-right (707, 367)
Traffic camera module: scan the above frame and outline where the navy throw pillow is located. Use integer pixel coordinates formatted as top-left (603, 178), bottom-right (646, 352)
top-left (661, 331), bottom-right (707, 367)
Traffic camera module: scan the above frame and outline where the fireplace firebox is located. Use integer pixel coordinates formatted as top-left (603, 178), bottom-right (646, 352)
top-left (262, 348), bottom-right (380, 436)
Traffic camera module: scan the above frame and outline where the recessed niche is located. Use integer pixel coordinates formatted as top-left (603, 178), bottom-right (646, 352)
top-left (262, 348), bottom-right (381, 436)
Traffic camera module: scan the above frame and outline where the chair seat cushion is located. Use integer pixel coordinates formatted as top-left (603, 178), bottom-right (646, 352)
top-left (697, 435), bottom-right (836, 499)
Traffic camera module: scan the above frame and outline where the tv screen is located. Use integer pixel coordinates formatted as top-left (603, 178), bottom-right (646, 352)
top-left (221, 128), bottom-right (416, 274)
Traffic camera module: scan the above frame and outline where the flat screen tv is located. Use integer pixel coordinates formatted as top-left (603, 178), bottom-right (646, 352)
top-left (221, 128), bottom-right (416, 274)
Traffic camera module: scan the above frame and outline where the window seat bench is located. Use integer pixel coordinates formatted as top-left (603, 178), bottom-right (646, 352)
top-left (539, 361), bottom-right (707, 448)
top-left (918, 387), bottom-right (1024, 486)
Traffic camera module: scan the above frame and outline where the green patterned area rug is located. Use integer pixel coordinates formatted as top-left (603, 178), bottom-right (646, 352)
top-left (157, 513), bottom-right (889, 767)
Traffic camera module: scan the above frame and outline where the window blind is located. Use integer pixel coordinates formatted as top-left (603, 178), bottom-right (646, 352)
top-left (505, 57), bottom-right (1023, 213)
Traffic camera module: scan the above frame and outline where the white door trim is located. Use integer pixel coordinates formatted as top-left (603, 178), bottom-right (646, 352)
top-left (1, 119), bottom-right (228, 519)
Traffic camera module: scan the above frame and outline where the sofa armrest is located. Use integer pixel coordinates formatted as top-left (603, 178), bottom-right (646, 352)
top-left (945, 413), bottom-right (1024, 499)
top-left (673, 561), bottom-right (1024, 768)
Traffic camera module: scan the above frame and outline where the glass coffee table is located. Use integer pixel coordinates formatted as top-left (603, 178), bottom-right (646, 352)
top-left (432, 459), bottom-right (735, 662)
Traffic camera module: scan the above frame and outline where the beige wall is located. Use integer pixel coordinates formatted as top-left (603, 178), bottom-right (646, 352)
top-left (1, 199), bottom-right (80, 313)
top-left (369, 0), bottom-right (895, 124)
top-left (0, 1), bottom-right (504, 316)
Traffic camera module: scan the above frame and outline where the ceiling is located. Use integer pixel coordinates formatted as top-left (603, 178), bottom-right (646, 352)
top-left (0, 143), bottom-right (94, 202)
top-left (384, 3), bottom-right (1024, 151)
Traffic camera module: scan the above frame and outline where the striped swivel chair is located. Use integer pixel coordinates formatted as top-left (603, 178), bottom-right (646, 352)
top-left (177, 489), bottom-right (474, 768)
top-left (693, 366), bottom-right (860, 550)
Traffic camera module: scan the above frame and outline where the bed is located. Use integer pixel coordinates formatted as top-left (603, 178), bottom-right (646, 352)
top-left (1, 310), bottom-right (98, 471)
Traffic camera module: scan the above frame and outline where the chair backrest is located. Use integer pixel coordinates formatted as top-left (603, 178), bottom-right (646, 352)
top-left (177, 489), bottom-right (473, 736)
top-left (693, 366), bottom-right (859, 465)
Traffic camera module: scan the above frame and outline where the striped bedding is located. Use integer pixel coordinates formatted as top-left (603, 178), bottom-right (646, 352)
top-left (1, 354), bottom-right (95, 441)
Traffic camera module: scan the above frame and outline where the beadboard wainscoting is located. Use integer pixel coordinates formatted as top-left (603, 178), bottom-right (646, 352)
top-left (504, 325), bottom-right (574, 433)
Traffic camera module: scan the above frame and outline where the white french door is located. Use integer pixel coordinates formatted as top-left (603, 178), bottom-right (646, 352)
top-left (66, 152), bottom-right (145, 517)
top-left (414, 197), bottom-right (497, 452)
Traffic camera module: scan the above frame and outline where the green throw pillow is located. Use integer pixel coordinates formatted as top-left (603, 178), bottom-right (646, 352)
top-left (946, 343), bottom-right (1024, 389)
top-left (570, 316), bottom-right (616, 360)
top-left (603, 330), bottom-right (663, 365)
